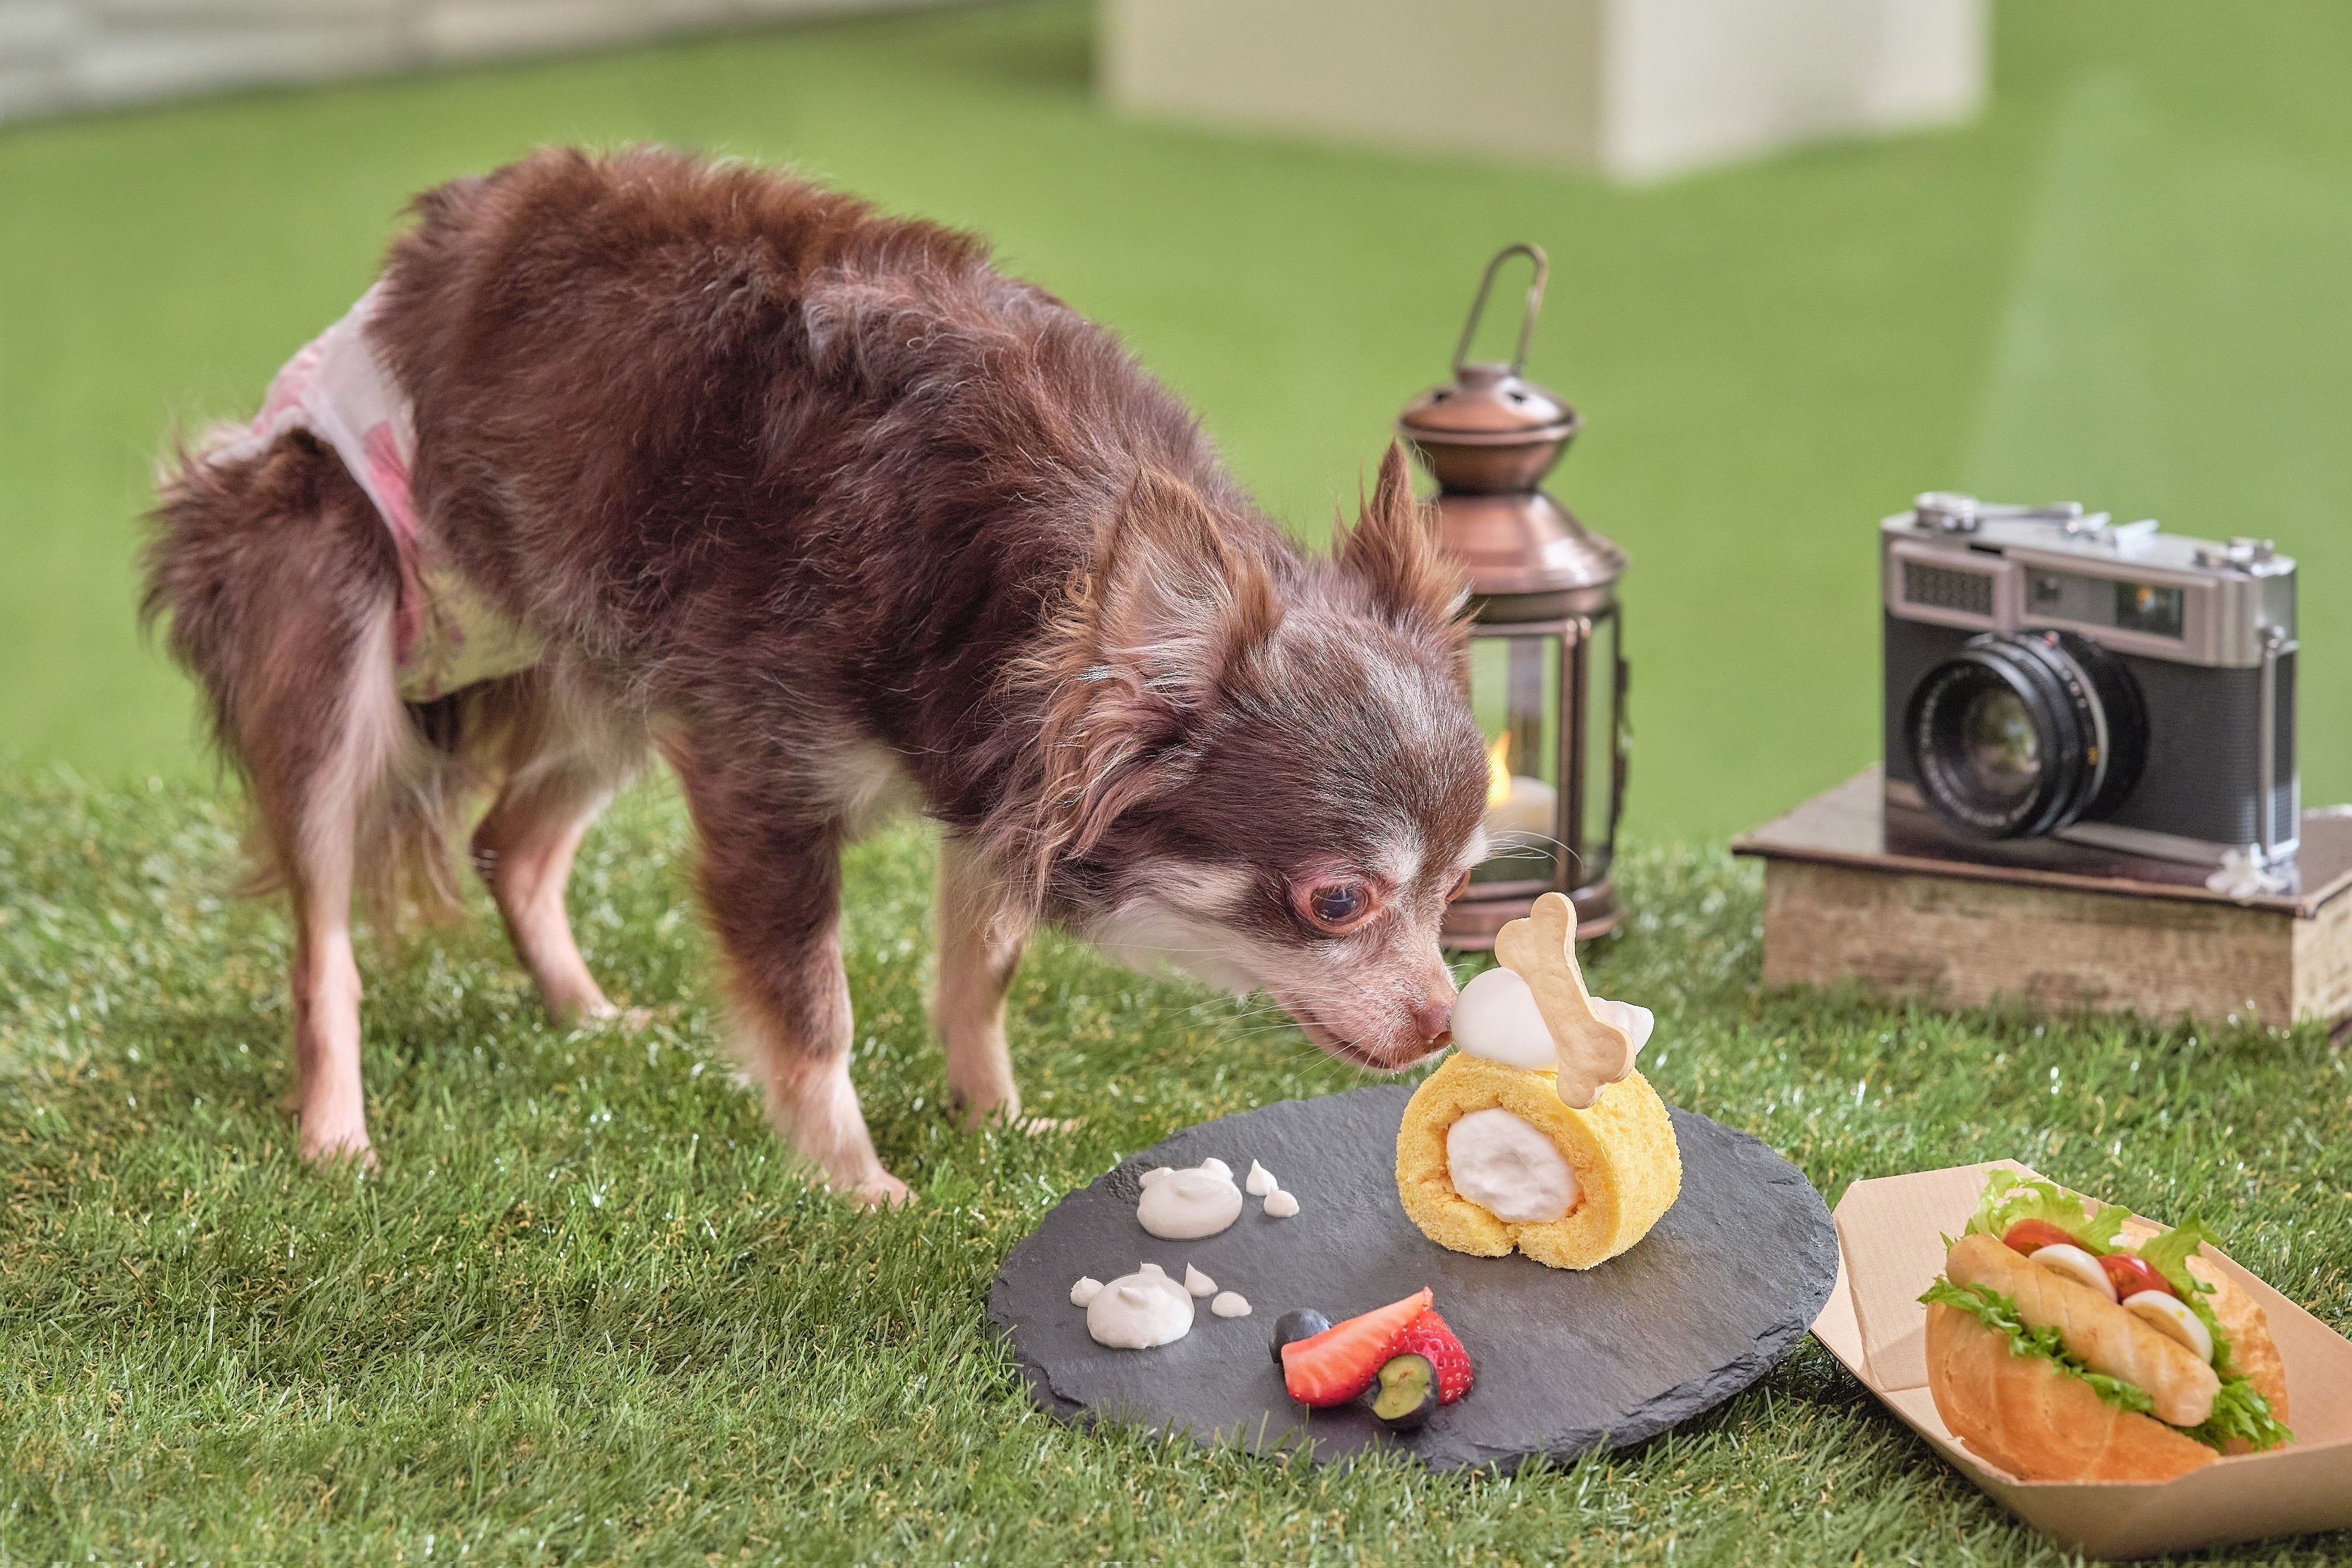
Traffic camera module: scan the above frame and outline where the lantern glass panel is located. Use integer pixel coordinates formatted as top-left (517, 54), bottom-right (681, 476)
top-left (1467, 630), bottom-right (1562, 892)
top-left (1581, 607), bottom-right (1620, 881)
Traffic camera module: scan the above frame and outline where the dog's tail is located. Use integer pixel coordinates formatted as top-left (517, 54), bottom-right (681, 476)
top-left (141, 430), bottom-right (496, 933)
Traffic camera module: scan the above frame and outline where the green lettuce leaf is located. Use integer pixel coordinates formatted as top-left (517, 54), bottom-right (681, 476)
top-left (2182, 1375), bottom-right (2295, 1453)
top-left (2133, 1216), bottom-right (2235, 1373)
top-left (1918, 1277), bottom-right (2156, 1416)
top-left (1964, 1171), bottom-right (2130, 1255)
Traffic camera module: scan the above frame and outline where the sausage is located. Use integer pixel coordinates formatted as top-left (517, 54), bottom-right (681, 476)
top-left (1945, 1232), bottom-right (2219, 1429)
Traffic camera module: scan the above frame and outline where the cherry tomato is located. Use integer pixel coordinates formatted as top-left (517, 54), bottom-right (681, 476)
top-left (2099, 1251), bottom-right (2177, 1300)
top-left (2002, 1219), bottom-right (2080, 1255)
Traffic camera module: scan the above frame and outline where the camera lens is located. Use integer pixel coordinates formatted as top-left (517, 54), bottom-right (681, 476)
top-left (1959, 687), bottom-right (2039, 803)
top-left (1904, 629), bottom-right (2146, 838)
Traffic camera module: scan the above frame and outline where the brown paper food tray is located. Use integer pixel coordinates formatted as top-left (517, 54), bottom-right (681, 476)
top-left (1809, 1161), bottom-right (2352, 1560)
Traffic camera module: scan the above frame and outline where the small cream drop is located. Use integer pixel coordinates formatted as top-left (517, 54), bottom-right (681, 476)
top-left (1245, 1160), bottom-right (1277, 1196)
top-left (1184, 1264), bottom-right (1216, 1298)
top-left (1070, 1276), bottom-right (1104, 1307)
top-left (1138, 1261), bottom-right (1166, 1277)
top-left (1198, 1157), bottom-right (1232, 1181)
top-left (1138, 1166), bottom-right (1175, 1189)
top-left (1211, 1291), bottom-right (1251, 1318)
top-left (1264, 1188), bottom-right (1300, 1218)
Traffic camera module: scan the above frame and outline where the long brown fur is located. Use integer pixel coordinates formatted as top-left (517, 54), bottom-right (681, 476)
top-left (145, 147), bottom-right (1489, 1199)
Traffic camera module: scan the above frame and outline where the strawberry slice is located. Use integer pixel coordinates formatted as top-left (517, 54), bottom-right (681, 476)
top-left (1280, 1288), bottom-right (1433, 1407)
top-left (1398, 1309), bottom-right (1474, 1404)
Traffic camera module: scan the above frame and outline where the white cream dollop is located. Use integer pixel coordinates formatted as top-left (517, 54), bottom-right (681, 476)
top-left (1446, 1107), bottom-right (1578, 1223)
top-left (1137, 1163), bottom-right (1245, 1239)
top-left (1211, 1291), bottom-right (1252, 1318)
top-left (1245, 1160), bottom-right (1277, 1196)
top-left (1070, 1276), bottom-right (1104, 1307)
top-left (1450, 967), bottom-right (1654, 1069)
top-left (1262, 1188), bottom-right (1299, 1218)
top-left (1198, 1157), bottom-right (1232, 1181)
top-left (1086, 1267), bottom-right (1196, 1348)
top-left (1590, 997), bottom-right (1656, 1055)
top-left (1450, 967), bottom-right (1555, 1068)
top-left (1184, 1264), bottom-right (1217, 1298)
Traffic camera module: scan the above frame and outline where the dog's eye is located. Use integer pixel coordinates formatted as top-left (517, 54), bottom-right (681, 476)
top-left (1445, 869), bottom-right (1471, 902)
top-left (1301, 881), bottom-right (1372, 931)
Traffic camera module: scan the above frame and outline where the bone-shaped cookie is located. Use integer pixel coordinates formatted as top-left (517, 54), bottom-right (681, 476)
top-left (1494, 891), bottom-right (1633, 1109)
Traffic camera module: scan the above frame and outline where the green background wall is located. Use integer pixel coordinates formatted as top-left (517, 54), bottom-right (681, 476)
top-left (2, 0), bottom-right (2344, 839)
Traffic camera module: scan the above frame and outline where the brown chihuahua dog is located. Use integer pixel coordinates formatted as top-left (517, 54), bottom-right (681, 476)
top-left (145, 147), bottom-right (1489, 1204)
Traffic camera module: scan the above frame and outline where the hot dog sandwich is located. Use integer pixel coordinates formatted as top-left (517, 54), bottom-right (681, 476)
top-left (1920, 1173), bottom-right (2293, 1481)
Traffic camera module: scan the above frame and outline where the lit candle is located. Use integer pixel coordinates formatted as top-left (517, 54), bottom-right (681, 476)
top-left (1483, 733), bottom-right (1557, 841)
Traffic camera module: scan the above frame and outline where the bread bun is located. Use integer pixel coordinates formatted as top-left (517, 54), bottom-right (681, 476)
top-left (1925, 1303), bottom-right (2219, 1481)
top-left (2116, 1217), bottom-right (2292, 1446)
top-left (1943, 1233), bottom-right (2219, 1425)
top-left (1925, 1222), bottom-right (2296, 1479)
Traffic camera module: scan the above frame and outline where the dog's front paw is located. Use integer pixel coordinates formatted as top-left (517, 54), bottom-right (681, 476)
top-left (840, 1170), bottom-right (912, 1209)
top-left (300, 1121), bottom-right (377, 1170)
top-left (1012, 1115), bottom-right (1085, 1136)
top-left (575, 1001), bottom-right (658, 1032)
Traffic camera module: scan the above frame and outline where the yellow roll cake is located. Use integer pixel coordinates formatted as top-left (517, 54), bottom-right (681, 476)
top-left (1396, 892), bottom-right (1681, 1269)
top-left (1397, 1052), bottom-right (1681, 1269)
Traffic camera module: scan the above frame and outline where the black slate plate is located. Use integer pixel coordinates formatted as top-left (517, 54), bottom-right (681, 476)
top-left (987, 1085), bottom-right (1837, 1469)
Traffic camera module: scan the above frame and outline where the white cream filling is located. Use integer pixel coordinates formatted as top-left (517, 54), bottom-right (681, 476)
top-left (1446, 1107), bottom-right (1578, 1224)
top-left (1137, 1163), bottom-right (1245, 1239)
top-left (1086, 1267), bottom-right (1195, 1349)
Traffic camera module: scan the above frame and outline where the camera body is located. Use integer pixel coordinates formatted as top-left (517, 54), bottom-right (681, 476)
top-left (1881, 494), bottom-right (2298, 868)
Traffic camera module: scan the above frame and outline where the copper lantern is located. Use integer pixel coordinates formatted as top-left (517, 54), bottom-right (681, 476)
top-left (1401, 244), bottom-right (1631, 948)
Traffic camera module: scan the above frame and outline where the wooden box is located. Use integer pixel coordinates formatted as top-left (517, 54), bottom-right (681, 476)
top-left (1731, 769), bottom-right (2352, 1029)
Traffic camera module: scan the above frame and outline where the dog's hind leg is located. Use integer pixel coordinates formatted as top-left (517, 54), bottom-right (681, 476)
top-left (279, 643), bottom-right (392, 1165)
top-left (935, 835), bottom-right (1032, 1129)
top-left (471, 673), bottom-right (640, 1026)
top-left (263, 596), bottom-right (416, 1167)
top-left (672, 740), bottom-right (905, 1207)
top-left (147, 438), bottom-right (414, 1166)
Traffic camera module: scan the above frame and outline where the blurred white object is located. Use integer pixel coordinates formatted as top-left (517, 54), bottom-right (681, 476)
top-left (0, 0), bottom-right (956, 126)
top-left (2206, 849), bottom-right (2290, 901)
top-left (1100, 0), bottom-right (1988, 183)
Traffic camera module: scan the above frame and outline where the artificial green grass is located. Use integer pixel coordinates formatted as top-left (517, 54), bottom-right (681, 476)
top-left (4, 1), bottom-right (2352, 837)
top-left (5, 776), bottom-right (2348, 1563)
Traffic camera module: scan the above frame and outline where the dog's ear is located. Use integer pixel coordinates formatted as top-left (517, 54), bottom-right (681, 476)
top-left (1094, 467), bottom-right (1283, 717)
top-left (1010, 470), bottom-right (1283, 883)
top-left (1339, 441), bottom-right (1466, 637)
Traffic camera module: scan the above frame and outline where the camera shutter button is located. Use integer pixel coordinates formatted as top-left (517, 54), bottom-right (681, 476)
top-left (2199, 537), bottom-right (2276, 568)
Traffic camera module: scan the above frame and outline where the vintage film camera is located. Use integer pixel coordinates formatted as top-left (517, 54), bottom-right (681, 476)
top-left (1882, 493), bottom-right (2298, 871)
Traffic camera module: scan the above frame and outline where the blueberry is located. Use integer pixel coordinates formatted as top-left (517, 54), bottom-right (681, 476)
top-left (1372, 1353), bottom-right (1438, 1432)
top-left (1269, 1309), bottom-right (1331, 1363)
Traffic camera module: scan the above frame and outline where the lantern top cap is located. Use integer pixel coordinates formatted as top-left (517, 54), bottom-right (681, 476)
top-left (1398, 364), bottom-right (1578, 443)
top-left (1398, 243), bottom-right (1579, 444)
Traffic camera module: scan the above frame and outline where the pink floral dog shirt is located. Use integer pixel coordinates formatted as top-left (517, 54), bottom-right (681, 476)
top-left (209, 284), bottom-right (541, 702)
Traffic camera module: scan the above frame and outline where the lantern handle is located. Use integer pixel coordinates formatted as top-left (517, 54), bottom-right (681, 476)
top-left (1451, 243), bottom-right (1549, 377)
